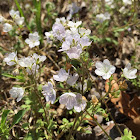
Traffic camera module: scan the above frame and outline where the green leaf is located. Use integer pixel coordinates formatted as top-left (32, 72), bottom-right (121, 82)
top-left (62, 118), bottom-right (69, 124)
top-left (2, 73), bottom-right (25, 81)
top-left (1, 110), bottom-right (10, 128)
top-left (11, 110), bottom-right (26, 127)
top-left (22, 123), bottom-right (29, 130)
top-left (85, 130), bottom-right (92, 134)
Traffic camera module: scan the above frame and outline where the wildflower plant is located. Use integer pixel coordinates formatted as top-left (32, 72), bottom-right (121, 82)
top-left (0, 0), bottom-right (139, 139)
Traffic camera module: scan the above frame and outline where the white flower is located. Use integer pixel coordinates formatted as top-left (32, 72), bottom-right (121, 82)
top-left (105, 0), bottom-right (114, 5)
top-left (25, 4), bottom-right (30, 9)
top-left (79, 28), bottom-right (91, 36)
top-left (18, 56), bottom-right (35, 68)
top-left (66, 45), bottom-right (82, 59)
top-left (96, 12), bottom-right (110, 23)
top-left (9, 9), bottom-right (20, 19)
top-left (123, 0), bottom-right (132, 5)
top-left (45, 31), bottom-right (53, 39)
top-left (95, 59), bottom-right (116, 80)
top-left (3, 52), bottom-right (18, 66)
top-left (15, 17), bottom-right (24, 25)
top-left (32, 53), bottom-right (46, 63)
top-left (25, 32), bottom-right (40, 48)
top-left (55, 17), bottom-right (67, 25)
top-left (9, 9), bottom-right (24, 25)
top-left (123, 63), bottom-right (137, 79)
top-left (74, 93), bottom-right (87, 112)
top-left (3, 23), bottom-right (13, 32)
top-left (53, 68), bottom-right (69, 82)
top-left (105, 0), bottom-right (114, 8)
top-left (119, 6), bottom-right (127, 14)
top-left (0, 15), bottom-right (5, 23)
top-left (9, 87), bottom-right (24, 102)
top-left (67, 73), bottom-right (79, 86)
top-left (26, 63), bottom-right (39, 75)
top-left (59, 92), bottom-right (77, 110)
top-left (68, 21), bottom-right (82, 28)
top-left (42, 82), bottom-right (56, 104)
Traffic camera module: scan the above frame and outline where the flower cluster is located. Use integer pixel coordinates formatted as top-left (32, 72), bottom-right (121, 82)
top-left (45, 17), bottom-right (91, 59)
top-left (4, 52), bottom-right (46, 75)
top-left (59, 93), bottom-right (87, 112)
top-left (0, 9), bottom-right (24, 32)
top-left (4, 52), bottom-right (46, 102)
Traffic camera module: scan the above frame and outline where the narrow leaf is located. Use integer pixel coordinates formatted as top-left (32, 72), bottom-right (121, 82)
top-left (11, 110), bottom-right (26, 127)
top-left (1, 110), bottom-right (10, 127)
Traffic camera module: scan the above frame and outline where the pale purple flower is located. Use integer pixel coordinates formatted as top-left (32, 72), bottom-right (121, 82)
top-left (3, 52), bottom-right (18, 66)
top-left (67, 73), bottom-right (79, 86)
top-left (80, 36), bottom-right (91, 48)
top-left (53, 68), bottom-right (69, 82)
top-left (3, 23), bottom-right (12, 32)
top-left (59, 92), bottom-right (77, 110)
top-left (9, 87), bottom-right (24, 102)
top-left (58, 40), bottom-right (71, 52)
top-left (95, 59), bottom-right (116, 80)
top-left (69, 3), bottom-right (80, 15)
top-left (123, 63), bottom-right (137, 79)
top-left (42, 82), bottom-right (56, 104)
top-left (67, 3), bottom-right (80, 20)
top-left (52, 23), bottom-right (65, 40)
top-left (25, 32), bottom-right (40, 48)
top-left (74, 93), bottom-right (87, 112)
top-left (66, 45), bottom-right (82, 59)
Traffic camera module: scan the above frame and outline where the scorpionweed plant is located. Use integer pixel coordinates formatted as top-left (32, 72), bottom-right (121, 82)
top-left (0, 0), bottom-right (139, 139)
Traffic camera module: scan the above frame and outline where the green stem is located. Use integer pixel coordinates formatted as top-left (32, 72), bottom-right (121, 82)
top-left (67, 113), bottom-right (80, 140)
top-left (33, 0), bottom-right (43, 43)
top-left (104, 102), bottom-right (123, 136)
top-left (14, 0), bottom-right (31, 32)
top-left (85, 110), bottom-right (112, 140)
